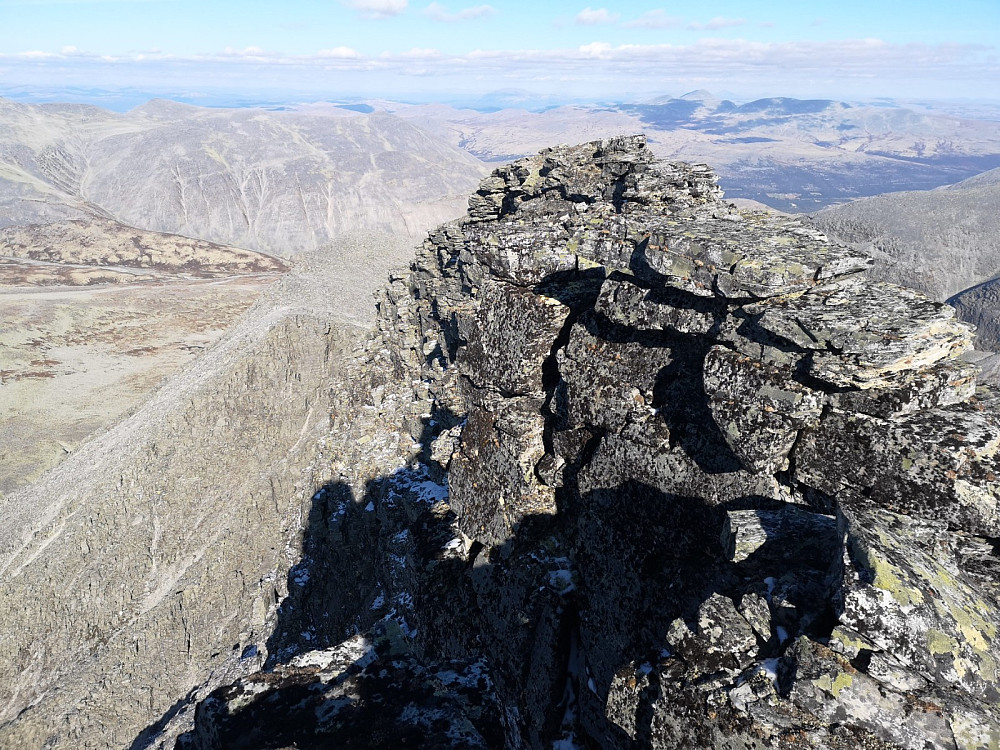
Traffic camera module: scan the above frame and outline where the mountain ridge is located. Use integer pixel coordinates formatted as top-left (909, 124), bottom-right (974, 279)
top-left (0, 97), bottom-right (487, 254)
top-left (170, 135), bottom-right (1000, 749)
top-left (4, 136), bottom-right (998, 748)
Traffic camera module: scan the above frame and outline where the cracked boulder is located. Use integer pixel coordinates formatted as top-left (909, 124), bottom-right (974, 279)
top-left (794, 394), bottom-right (1000, 535)
top-left (447, 399), bottom-right (555, 546)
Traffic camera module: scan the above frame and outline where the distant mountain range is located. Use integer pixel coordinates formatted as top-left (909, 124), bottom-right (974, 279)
top-left (0, 97), bottom-right (486, 256)
top-left (3, 92), bottom-right (998, 237)
top-left (365, 92), bottom-right (1000, 212)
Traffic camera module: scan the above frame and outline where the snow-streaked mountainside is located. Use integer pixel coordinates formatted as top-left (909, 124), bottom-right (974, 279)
top-left (0, 97), bottom-right (487, 255)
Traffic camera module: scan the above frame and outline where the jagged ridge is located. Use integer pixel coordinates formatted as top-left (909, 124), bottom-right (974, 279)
top-left (177, 136), bottom-right (1000, 749)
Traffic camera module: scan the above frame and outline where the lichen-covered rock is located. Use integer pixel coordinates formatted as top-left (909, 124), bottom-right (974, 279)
top-left (703, 345), bottom-right (824, 472)
top-left (169, 136), bottom-right (1000, 750)
top-left (593, 272), bottom-right (719, 336)
top-left (447, 399), bottom-right (555, 546)
top-left (738, 279), bottom-right (973, 389)
top-left (460, 279), bottom-right (573, 397)
top-left (828, 357), bottom-right (978, 418)
top-left (556, 314), bottom-right (675, 432)
top-left (794, 397), bottom-right (1000, 535)
top-left (786, 637), bottom-right (955, 750)
top-left (836, 503), bottom-right (1000, 704)
top-left (667, 594), bottom-right (759, 676)
top-left (635, 213), bottom-right (872, 299)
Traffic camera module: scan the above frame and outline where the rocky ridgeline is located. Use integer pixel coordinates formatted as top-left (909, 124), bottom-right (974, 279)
top-left (178, 137), bottom-right (1000, 749)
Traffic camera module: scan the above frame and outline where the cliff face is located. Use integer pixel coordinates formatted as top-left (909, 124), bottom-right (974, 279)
top-left (174, 136), bottom-right (1000, 748)
top-left (0, 253), bottom-right (366, 748)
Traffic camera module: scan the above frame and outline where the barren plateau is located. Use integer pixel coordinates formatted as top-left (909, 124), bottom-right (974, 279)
top-left (0, 274), bottom-right (279, 496)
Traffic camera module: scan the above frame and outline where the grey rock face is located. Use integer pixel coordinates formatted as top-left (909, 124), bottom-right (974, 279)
top-left (168, 136), bottom-right (1000, 749)
top-left (703, 345), bottom-right (824, 472)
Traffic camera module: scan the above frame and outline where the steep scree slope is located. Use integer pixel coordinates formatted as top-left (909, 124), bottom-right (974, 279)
top-left (157, 137), bottom-right (1000, 747)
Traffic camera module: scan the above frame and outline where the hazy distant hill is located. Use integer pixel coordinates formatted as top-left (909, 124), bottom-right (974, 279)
top-left (0, 97), bottom-right (487, 255)
top-left (811, 175), bottom-right (1000, 300)
top-left (369, 92), bottom-right (1000, 212)
top-left (949, 166), bottom-right (1000, 189)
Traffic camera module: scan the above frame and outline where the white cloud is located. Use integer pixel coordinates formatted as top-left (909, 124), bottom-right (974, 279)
top-left (317, 46), bottom-right (361, 58)
top-left (624, 10), bottom-right (682, 29)
top-left (343, 0), bottom-right (407, 19)
top-left (220, 46), bottom-right (274, 59)
top-left (392, 47), bottom-right (443, 59)
top-left (578, 41), bottom-right (612, 58)
top-left (575, 7), bottom-right (619, 25)
top-left (3, 39), bottom-right (995, 102)
top-left (687, 17), bottom-right (746, 31)
top-left (4, 38), bottom-right (992, 76)
top-left (423, 2), bottom-right (495, 21)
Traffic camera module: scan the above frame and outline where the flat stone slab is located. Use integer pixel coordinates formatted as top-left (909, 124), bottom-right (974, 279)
top-left (794, 394), bottom-right (1000, 535)
top-left (744, 279), bottom-right (973, 388)
top-left (635, 213), bottom-right (872, 299)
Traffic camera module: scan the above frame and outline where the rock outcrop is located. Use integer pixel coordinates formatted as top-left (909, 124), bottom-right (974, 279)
top-left (172, 136), bottom-right (1000, 748)
top-left (12, 135), bottom-right (992, 748)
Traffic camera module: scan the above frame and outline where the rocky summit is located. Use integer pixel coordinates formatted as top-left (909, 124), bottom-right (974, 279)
top-left (161, 135), bottom-right (1000, 749)
top-left (34, 135), bottom-right (1000, 748)
top-left (160, 135), bottom-right (1000, 748)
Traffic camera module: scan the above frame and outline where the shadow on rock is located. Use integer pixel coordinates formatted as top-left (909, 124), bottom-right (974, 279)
top-left (170, 449), bottom-right (845, 750)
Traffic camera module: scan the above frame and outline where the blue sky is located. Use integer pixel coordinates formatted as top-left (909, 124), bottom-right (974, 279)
top-left (0, 0), bottom-right (997, 105)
